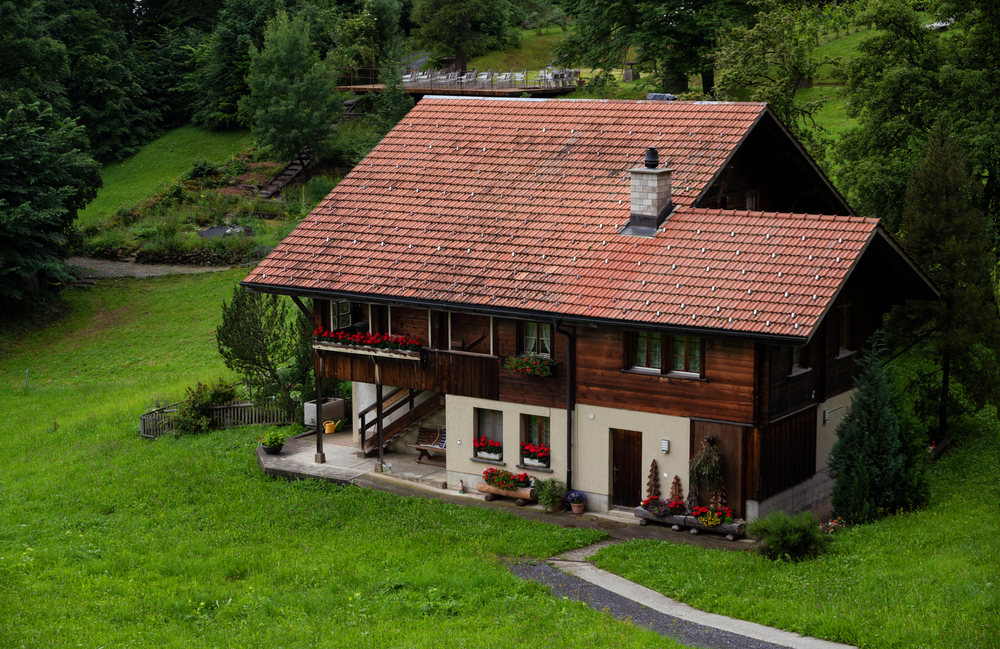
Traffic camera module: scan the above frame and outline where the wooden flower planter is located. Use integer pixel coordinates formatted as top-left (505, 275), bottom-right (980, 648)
top-left (313, 341), bottom-right (421, 361)
top-left (477, 481), bottom-right (536, 506)
top-left (633, 507), bottom-right (746, 541)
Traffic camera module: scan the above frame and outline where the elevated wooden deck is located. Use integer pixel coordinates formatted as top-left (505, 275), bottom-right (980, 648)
top-left (336, 83), bottom-right (578, 98)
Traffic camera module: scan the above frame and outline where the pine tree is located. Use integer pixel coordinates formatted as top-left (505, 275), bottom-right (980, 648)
top-left (828, 333), bottom-right (906, 524)
top-left (645, 460), bottom-right (660, 500)
top-left (888, 123), bottom-right (1000, 438)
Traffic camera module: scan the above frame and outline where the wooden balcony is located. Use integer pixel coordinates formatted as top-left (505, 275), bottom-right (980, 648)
top-left (316, 345), bottom-right (500, 401)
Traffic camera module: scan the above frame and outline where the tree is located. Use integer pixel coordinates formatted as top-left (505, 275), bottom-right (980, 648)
top-left (188, 0), bottom-right (278, 129)
top-left (827, 334), bottom-right (907, 524)
top-left (238, 11), bottom-right (343, 163)
top-left (833, 0), bottom-right (1000, 241)
top-left (410, 0), bottom-right (514, 73)
top-left (0, 102), bottom-right (101, 305)
top-left (216, 285), bottom-right (303, 418)
top-left (714, 0), bottom-right (833, 160)
top-left (887, 124), bottom-right (1000, 437)
top-left (554, 0), bottom-right (752, 94)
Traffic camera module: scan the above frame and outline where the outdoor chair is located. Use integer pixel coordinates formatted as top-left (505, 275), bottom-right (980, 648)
top-left (493, 72), bottom-right (511, 88)
top-left (458, 70), bottom-right (477, 88)
top-left (513, 69), bottom-right (526, 87)
top-left (476, 69), bottom-right (493, 87)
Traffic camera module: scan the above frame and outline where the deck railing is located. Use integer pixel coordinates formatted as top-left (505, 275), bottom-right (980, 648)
top-left (139, 400), bottom-right (297, 439)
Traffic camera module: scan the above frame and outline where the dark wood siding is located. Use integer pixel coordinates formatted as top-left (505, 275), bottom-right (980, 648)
top-left (390, 306), bottom-right (429, 346)
top-left (497, 319), bottom-right (567, 408)
top-left (690, 420), bottom-right (748, 518)
top-left (757, 406), bottom-right (816, 501)
top-left (575, 328), bottom-right (755, 422)
top-left (766, 345), bottom-right (818, 422)
top-left (450, 314), bottom-right (492, 354)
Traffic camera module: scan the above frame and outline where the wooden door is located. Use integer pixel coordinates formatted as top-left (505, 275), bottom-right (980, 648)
top-left (612, 428), bottom-right (643, 508)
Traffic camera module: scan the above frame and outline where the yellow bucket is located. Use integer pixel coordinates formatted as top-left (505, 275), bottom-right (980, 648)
top-left (323, 420), bottom-right (342, 434)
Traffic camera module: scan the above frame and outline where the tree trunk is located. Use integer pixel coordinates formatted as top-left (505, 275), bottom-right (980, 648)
top-left (939, 350), bottom-right (950, 437)
top-left (701, 68), bottom-right (715, 96)
top-left (456, 19), bottom-right (469, 74)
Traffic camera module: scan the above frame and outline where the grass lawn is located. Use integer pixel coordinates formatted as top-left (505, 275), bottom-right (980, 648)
top-left (467, 26), bottom-right (570, 74)
top-left (0, 273), bottom-right (680, 648)
top-left (78, 125), bottom-right (251, 228)
top-left (592, 411), bottom-right (999, 649)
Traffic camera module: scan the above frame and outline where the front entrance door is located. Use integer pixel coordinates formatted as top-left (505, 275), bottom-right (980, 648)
top-left (611, 428), bottom-right (642, 508)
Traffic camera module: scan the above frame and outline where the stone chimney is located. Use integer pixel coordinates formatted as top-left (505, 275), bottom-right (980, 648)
top-left (628, 147), bottom-right (674, 235)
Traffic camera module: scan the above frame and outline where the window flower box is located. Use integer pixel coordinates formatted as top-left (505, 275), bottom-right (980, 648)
top-left (521, 442), bottom-right (550, 468)
top-left (503, 353), bottom-right (555, 377)
top-left (473, 436), bottom-right (502, 460)
top-left (313, 327), bottom-right (421, 361)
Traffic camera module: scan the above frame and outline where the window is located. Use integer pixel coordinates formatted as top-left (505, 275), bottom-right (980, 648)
top-left (523, 322), bottom-right (552, 356)
top-left (790, 343), bottom-right (810, 375)
top-left (330, 301), bottom-right (352, 330)
top-left (523, 414), bottom-right (550, 445)
top-left (633, 331), bottom-right (663, 369)
top-left (521, 414), bottom-right (551, 467)
top-left (670, 336), bottom-right (702, 375)
top-left (746, 190), bottom-right (759, 211)
top-left (838, 305), bottom-right (854, 354)
top-left (474, 409), bottom-right (503, 459)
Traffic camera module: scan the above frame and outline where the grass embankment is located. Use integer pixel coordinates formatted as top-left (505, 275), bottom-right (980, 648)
top-left (593, 412), bottom-right (999, 649)
top-left (0, 273), bottom-right (678, 648)
top-left (79, 125), bottom-right (252, 228)
top-left (467, 26), bottom-right (570, 73)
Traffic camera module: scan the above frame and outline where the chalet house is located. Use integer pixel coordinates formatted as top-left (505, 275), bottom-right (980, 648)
top-left (243, 97), bottom-right (937, 518)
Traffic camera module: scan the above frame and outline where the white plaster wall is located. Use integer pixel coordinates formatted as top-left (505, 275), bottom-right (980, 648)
top-left (815, 389), bottom-right (855, 470)
top-left (445, 396), bottom-right (690, 512)
top-left (575, 404), bottom-right (690, 507)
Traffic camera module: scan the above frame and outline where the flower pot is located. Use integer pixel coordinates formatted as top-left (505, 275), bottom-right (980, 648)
top-left (477, 451), bottom-right (502, 461)
top-left (546, 498), bottom-right (565, 513)
top-left (570, 502), bottom-right (585, 514)
top-left (262, 444), bottom-right (283, 455)
top-left (523, 457), bottom-right (549, 468)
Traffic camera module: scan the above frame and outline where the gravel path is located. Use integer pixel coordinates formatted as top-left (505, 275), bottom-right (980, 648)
top-left (66, 257), bottom-right (237, 278)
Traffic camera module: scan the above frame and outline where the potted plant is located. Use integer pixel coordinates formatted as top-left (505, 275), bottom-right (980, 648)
top-left (566, 490), bottom-right (587, 514)
top-left (536, 477), bottom-right (567, 512)
top-left (521, 441), bottom-right (550, 468)
top-left (473, 436), bottom-right (503, 460)
top-left (259, 430), bottom-right (286, 454)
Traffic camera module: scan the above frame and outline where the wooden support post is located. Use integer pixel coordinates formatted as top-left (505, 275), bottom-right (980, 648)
top-left (315, 355), bottom-right (325, 464)
top-left (376, 382), bottom-right (384, 467)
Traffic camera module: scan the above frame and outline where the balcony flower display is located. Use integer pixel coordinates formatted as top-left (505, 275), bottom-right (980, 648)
top-left (503, 353), bottom-right (554, 377)
top-left (314, 327), bottom-right (420, 352)
top-left (521, 441), bottom-right (550, 467)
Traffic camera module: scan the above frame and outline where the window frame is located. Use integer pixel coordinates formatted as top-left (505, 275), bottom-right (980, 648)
top-left (631, 331), bottom-right (664, 371)
top-left (329, 300), bottom-right (353, 331)
top-left (521, 321), bottom-right (553, 357)
top-left (474, 408), bottom-right (504, 460)
top-left (668, 335), bottom-right (704, 378)
top-left (520, 414), bottom-right (551, 468)
top-left (837, 304), bottom-right (855, 357)
top-left (789, 343), bottom-right (811, 377)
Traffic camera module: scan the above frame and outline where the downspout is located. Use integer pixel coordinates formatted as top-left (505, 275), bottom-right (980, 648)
top-left (556, 322), bottom-right (575, 490)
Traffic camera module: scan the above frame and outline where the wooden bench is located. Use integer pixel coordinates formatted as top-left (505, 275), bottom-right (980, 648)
top-left (407, 427), bottom-right (446, 467)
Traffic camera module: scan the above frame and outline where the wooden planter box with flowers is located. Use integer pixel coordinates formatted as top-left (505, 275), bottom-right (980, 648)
top-left (477, 468), bottom-right (536, 506)
top-left (313, 327), bottom-right (422, 360)
top-left (503, 353), bottom-right (555, 377)
top-left (634, 498), bottom-right (745, 541)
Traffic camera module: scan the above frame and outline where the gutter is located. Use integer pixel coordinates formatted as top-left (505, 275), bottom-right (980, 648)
top-left (240, 281), bottom-right (809, 346)
top-left (555, 322), bottom-right (576, 490)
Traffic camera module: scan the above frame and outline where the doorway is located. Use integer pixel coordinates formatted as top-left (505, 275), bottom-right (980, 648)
top-left (611, 428), bottom-right (642, 508)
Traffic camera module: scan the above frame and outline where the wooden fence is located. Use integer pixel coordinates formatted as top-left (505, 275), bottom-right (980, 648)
top-left (140, 400), bottom-right (297, 439)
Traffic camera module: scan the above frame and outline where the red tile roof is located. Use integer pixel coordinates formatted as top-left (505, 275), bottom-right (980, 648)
top-left (246, 98), bottom-right (880, 339)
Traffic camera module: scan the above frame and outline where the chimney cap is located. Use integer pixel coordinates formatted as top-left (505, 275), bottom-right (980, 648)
top-left (644, 147), bottom-right (659, 169)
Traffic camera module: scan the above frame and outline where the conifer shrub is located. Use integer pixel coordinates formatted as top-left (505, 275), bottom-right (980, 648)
top-left (747, 511), bottom-right (831, 561)
top-left (171, 379), bottom-right (236, 435)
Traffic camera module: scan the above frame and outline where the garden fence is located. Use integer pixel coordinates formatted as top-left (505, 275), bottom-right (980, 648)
top-left (139, 400), bottom-right (297, 439)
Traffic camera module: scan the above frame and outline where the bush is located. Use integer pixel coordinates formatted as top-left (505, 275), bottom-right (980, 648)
top-left (171, 379), bottom-right (236, 436)
top-left (747, 511), bottom-right (831, 561)
top-left (536, 478), bottom-right (567, 509)
top-left (187, 157), bottom-right (219, 180)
